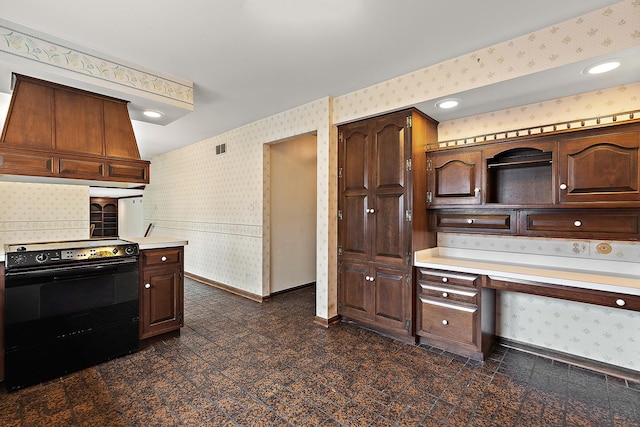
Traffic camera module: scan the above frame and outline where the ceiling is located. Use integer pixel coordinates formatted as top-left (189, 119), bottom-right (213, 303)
top-left (0, 0), bottom-right (637, 161)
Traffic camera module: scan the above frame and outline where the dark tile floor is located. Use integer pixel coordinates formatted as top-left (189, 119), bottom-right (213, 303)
top-left (1, 278), bottom-right (639, 426)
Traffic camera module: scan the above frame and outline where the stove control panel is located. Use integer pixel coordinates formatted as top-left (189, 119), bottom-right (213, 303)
top-left (5, 243), bottom-right (139, 269)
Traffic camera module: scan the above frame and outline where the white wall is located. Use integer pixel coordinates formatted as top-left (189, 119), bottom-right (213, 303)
top-left (118, 197), bottom-right (145, 237)
top-left (269, 134), bottom-right (317, 293)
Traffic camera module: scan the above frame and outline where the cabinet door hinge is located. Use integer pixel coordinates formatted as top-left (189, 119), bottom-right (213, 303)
top-left (338, 131), bottom-right (344, 143)
top-left (338, 210), bottom-right (343, 220)
top-left (405, 210), bottom-right (412, 222)
top-left (426, 159), bottom-right (432, 171)
top-left (406, 159), bottom-right (412, 171)
top-left (338, 247), bottom-right (343, 257)
top-left (405, 318), bottom-right (411, 331)
top-left (178, 311), bottom-right (184, 323)
top-left (406, 116), bottom-right (412, 128)
top-left (426, 191), bottom-right (432, 204)
top-left (338, 167), bottom-right (343, 178)
top-left (406, 273), bottom-right (412, 285)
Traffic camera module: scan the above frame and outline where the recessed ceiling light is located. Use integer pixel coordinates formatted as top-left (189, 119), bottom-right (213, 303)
top-left (435, 99), bottom-right (460, 110)
top-left (143, 110), bottom-right (163, 118)
top-left (584, 60), bottom-right (620, 75)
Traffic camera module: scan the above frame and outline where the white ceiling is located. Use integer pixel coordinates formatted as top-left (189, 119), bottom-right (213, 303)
top-left (0, 0), bottom-right (636, 161)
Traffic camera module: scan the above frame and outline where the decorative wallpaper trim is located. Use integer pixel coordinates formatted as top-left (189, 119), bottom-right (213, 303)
top-left (431, 110), bottom-right (639, 150)
top-left (151, 220), bottom-right (262, 238)
top-left (0, 20), bottom-right (193, 107)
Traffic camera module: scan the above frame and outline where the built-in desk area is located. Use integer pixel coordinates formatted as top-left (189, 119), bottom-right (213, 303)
top-left (413, 247), bottom-right (640, 364)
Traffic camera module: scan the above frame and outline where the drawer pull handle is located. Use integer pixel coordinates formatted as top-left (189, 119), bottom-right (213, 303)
top-left (474, 187), bottom-right (480, 197)
top-left (442, 320), bottom-right (448, 325)
top-left (365, 276), bottom-right (374, 282)
top-left (573, 220), bottom-right (582, 227)
top-left (366, 208), bottom-right (375, 214)
top-left (466, 219), bottom-right (474, 224)
top-left (616, 299), bottom-right (626, 307)
top-left (145, 283), bottom-right (151, 289)
top-left (560, 183), bottom-right (567, 190)
top-left (161, 256), bottom-right (167, 262)
top-left (442, 292), bottom-right (449, 298)
top-left (442, 277), bottom-right (448, 283)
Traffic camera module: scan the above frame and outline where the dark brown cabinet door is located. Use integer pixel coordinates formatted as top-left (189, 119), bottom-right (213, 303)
top-left (558, 131), bottom-right (640, 203)
top-left (338, 260), bottom-right (372, 320)
top-left (139, 248), bottom-right (184, 339)
top-left (427, 150), bottom-right (482, 206)
top-left (372, 265), bottom-right (409, 331)
top-left (372, 116), bottom-right (410, 266)
top-left (338, 111), bottom-right (415, 339)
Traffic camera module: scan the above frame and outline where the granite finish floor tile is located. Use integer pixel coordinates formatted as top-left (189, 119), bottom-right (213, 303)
top-left (1, 278), bottom-right (639, 426)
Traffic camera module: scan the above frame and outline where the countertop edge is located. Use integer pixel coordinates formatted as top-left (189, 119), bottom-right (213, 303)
top-left (414, 248), bottom-right (640, 296)
top-left (121, 237), bottom-right (188, 251)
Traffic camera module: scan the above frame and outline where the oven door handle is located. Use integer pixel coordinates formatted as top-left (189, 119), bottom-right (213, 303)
top-left (4, 257), bottom-right (138, 278)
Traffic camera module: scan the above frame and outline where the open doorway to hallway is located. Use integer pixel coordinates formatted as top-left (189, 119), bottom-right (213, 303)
top-left (267, 133), bottom-right (317, 295)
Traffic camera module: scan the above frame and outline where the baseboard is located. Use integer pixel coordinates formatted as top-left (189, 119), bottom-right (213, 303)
top-left (267, 282), bottom-right (315, 298)
top-left (184, 272), bottom-right (265, 302)
top-left (498, 337), bottom-right (640, 383)
top-left (314, 315), bottom-right (341, 328)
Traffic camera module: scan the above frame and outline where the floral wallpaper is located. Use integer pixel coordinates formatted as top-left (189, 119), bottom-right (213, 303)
top-left (0, 181), bottom-right (88, 247)
top-left (439, 233), bottom-right (640, 371)
top-left (333, 0), bottom-right (639, 124)
top-left (143, 97), bottom-right (336, 318)
top-left (0, 18), bottom-right (193, 107)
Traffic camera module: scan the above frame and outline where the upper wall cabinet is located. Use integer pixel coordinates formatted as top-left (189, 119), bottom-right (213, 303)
top-left (427, 150), bottom-right (482, 206)
top-left (558, 130), bottom-right (640, 204)
top-left (426, 121), bottom-right (640, 240)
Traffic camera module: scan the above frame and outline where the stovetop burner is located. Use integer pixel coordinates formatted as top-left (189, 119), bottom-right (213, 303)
top-left (4, 239), bottom-right (139, 269)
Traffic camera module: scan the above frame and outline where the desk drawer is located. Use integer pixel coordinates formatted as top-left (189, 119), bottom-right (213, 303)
top-left (417, 268), bottom-right (479, 289)
top-left (418, 282), bottom-right (478, 304)
top-left (419, 298), bottom-right (477, 345)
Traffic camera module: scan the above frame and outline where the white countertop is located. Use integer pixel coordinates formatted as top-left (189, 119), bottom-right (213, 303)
top-left (121, 236), bottom-right (188, 250)
top-left (415, 247), bottom-right (640, 296)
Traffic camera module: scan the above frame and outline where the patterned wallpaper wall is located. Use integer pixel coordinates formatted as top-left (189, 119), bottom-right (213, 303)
top-left (332, 0), bottom-right (639, 124)
top-left (144, 98), bottom-right (335, 316)
top-left (438, 233), bottom-right (640, 371)
top-left (0, 181), bottom-right (88, 248)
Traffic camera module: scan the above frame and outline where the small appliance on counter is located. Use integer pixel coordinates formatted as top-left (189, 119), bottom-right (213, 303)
top-left (3, 239), bottom-right (140, 391)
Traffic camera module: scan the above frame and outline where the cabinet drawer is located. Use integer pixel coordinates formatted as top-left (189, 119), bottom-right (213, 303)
top-left (520, 209), bottom-right (640, 238)
top-left (418, 282), bottom-right (478, 304)
top-left (417, 268), bottom-right (479, 289)
top-left (141, 248), bottom-right (183, 267)
top-left (431, 210), bottom-right (516, 234)
top-left (419, 298), bottom-right (476, 345)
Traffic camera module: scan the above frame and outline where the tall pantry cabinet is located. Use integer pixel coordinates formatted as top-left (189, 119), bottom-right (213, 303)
top-left (337, 109), bottom-right (437, 341)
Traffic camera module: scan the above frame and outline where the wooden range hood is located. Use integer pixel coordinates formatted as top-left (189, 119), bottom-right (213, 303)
top-left (0, 74), bottom-right (149, 185)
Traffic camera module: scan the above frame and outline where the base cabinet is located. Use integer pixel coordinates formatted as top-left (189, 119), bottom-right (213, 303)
top-left (139, 247), bottom-right (184, 339)
top-left (415, 267), bottom-right (495, 361)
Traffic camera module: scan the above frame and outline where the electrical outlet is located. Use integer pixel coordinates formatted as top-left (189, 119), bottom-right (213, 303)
top-left (571, 241), bottom-right (588, 255)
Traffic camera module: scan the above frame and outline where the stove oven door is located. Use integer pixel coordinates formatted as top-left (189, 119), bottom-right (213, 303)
top-left (4, 258), bottom-right (139, 391)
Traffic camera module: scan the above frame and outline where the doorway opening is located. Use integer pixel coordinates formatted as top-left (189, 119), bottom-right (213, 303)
top-left (266, 133), bottom-right (317, 297)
